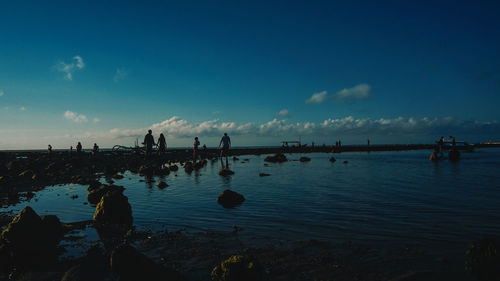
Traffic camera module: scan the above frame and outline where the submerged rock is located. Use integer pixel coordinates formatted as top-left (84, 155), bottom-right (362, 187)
top-left (259, 173), bottom-right (271, 177)
top-left (299, 157), bottom-right (311, 162)
top-left (111, 243), bottom-right (183, 281)
top-left (449, 149), bottom-right (460, 162)
top-left (329, 157), bottom-right (336, 162)
top-left (169, 164), bottom-right (179, 172)
top-left (211, 255), bottom-right (263, 281)
top-left (217, 190), bottom-right (244, 208)
top-left (219, 169), bottom-right (235, 176)
top-left (264, 153), bottom-right (287, 163)
top-left (93, 190), bottom-right (133, 226)
top-left (156, 181), bottom-right (168, 189)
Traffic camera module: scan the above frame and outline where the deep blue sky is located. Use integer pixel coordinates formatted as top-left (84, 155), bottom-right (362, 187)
top-left (1, 0), bottom-right (500, 149)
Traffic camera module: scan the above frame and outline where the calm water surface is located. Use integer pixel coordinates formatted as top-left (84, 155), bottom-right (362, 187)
top-left (4, 148), bottom-right (500, 258)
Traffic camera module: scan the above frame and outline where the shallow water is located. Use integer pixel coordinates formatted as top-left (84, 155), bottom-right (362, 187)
top-left (3, 148), bottom-right (500, 260)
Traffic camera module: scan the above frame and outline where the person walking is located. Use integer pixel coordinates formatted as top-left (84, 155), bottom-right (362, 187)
top-left (142, 130), bottom-right (155, 158)
top-left (193, 137), bottom-right (200, 162)
top-left (219, 133), bottom-right (231, 167)
top-left (158, 133), bottom-right (166, 155)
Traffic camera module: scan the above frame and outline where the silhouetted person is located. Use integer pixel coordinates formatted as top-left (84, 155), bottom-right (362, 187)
top-left (70, 146), bottom-right (73, 154)
top-left (202, 144), bottom-right (207, 159)
top-left (158, 133), bottom-right (166, 155)
top-left (76, 142), bottom-right (82, 153)
top-left (450, 136), bottom-right (456, 148)
top-left (92, 143), bottom-right (99, 156)
top-left (142, 130), bottom-right (155, 157)
top-left (219, 133), bottom-right (231, 167)
top-left (438, 136), bottom-right (444, 155)
top-left (48, 144), bottom-right (52, 154)
top-left (193, 137), bottom-right (200, 162)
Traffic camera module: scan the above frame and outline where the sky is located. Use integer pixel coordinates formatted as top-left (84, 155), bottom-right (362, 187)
top-left (1, 0), bottom-right (500, 149)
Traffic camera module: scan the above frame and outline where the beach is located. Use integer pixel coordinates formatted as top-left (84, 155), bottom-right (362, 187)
top-left (1, 145), bottom-right (500, 280)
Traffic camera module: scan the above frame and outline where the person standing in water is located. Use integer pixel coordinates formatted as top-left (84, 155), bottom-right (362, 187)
top-left (219, 133), bottom-right (231, 168)
top-left (193, 137), bottom-right (200, 162)
top-left (158, 133), bottom-right (166, 155)
top-left (142, 130), bottom-right (155, 157)
top-left (76, 142), bottom-right (82, 153)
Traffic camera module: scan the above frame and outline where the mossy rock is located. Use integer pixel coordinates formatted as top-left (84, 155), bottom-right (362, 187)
top-left (93, 190), bottom-right (133, 226)
top-left (211, 255), bottom-right (263, 281)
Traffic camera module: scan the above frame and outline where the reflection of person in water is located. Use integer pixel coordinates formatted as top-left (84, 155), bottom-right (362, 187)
top-left (158, 133), bottom-right (166, 155)
top-left (219, 133), bottom-right (231, 168)
top-left (142, 130), bottom-right (155, 157)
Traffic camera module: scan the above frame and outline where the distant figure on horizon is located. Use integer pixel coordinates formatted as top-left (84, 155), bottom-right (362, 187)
top-left (219, 133), bottom-right (231, 167)
top-left (438, 136), bottom-right (444, 155)
top-left (48, 144), bottom-right (52, 154)
top-left (158, 133), bottom-right (166, 155)
top-left (449, 136), bottom-right (456, 148)
top-left (70, 146), bottom-right (73, 154)
top-left (76, 142), bottom-right (82, 153)
top-left (193, 137), bottom-right (200, 161)
top-left (202, 144), bottom-right (207, 159)
top-left (142, 129), bottom-right (155, 157)
top-left (92, 143), bottom-right (99, 156)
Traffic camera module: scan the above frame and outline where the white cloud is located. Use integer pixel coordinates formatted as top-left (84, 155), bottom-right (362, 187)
top-left (64, 110), bottom-right (88, 123)
top-left (19, 106), bottom-right (26, 111)
top-left (277, 109), bottom-right (289, 117)
top-left (0, 89), bottom-right (4, 97)
top-left (56, 55), bottom-right (85, 80)
top-left (113, 67), bottom-right (128, 82)
top-left (213, 111), bottom-right (221, 115)
top-left (306, 91), bottom-right (328, 104)
top-left (306, 84), bottom-right (372, 104)
top-left (93, 117), bottom-right (101, 123)
top-left (333, 84), bottom-right (371, 100)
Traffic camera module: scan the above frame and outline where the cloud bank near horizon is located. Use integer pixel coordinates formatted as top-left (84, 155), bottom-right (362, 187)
top-left (108, 115), bottom-right (500, 140)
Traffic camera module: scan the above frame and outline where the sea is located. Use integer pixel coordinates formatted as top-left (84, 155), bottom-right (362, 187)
top-left (3, 148), bottom-right (500, 274)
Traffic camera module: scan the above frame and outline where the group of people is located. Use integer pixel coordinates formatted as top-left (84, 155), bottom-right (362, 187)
top-left (143, 130), bottom-right (232, 165)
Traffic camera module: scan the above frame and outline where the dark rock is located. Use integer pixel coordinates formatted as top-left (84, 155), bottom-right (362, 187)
top-left (329, 157), bottom-right (336, 162)
top-left (112, 173), bottom-right (124, 180)
top-left (211, 255), bottom-right (263, 281)
top-left (93, 190), bottom-right (133, 226)
top-left (343, 160), bottom-right (348, 164)
top-left (217, 190), bottom-right (245, 208)
top-left (264, 153), bottom-right (287, 163)
top-left (233, 157), bottom-right (239, 161)
top-left (466, 237), bottom-right (500, 281)
top-left (219, 169), bottom-right (235, 176)
top-left (0, 206), bottom-right (63, 267)
top-left (111, 243), bottom-right (183, 281)
top-left (299, 157), bottom-right (311, 162)
top-left (61, 245), bottom-right (110, 281)
top-left (169, 164), bottom-right (179, 172)
top-left (184, 162), bottom-right (193, 173)
top-left (449, 149), bottom-right (460, 162)
top-left (259, 173), bottom-right (271, 177)
top-left (156, 181), bottom-right (168, 189)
